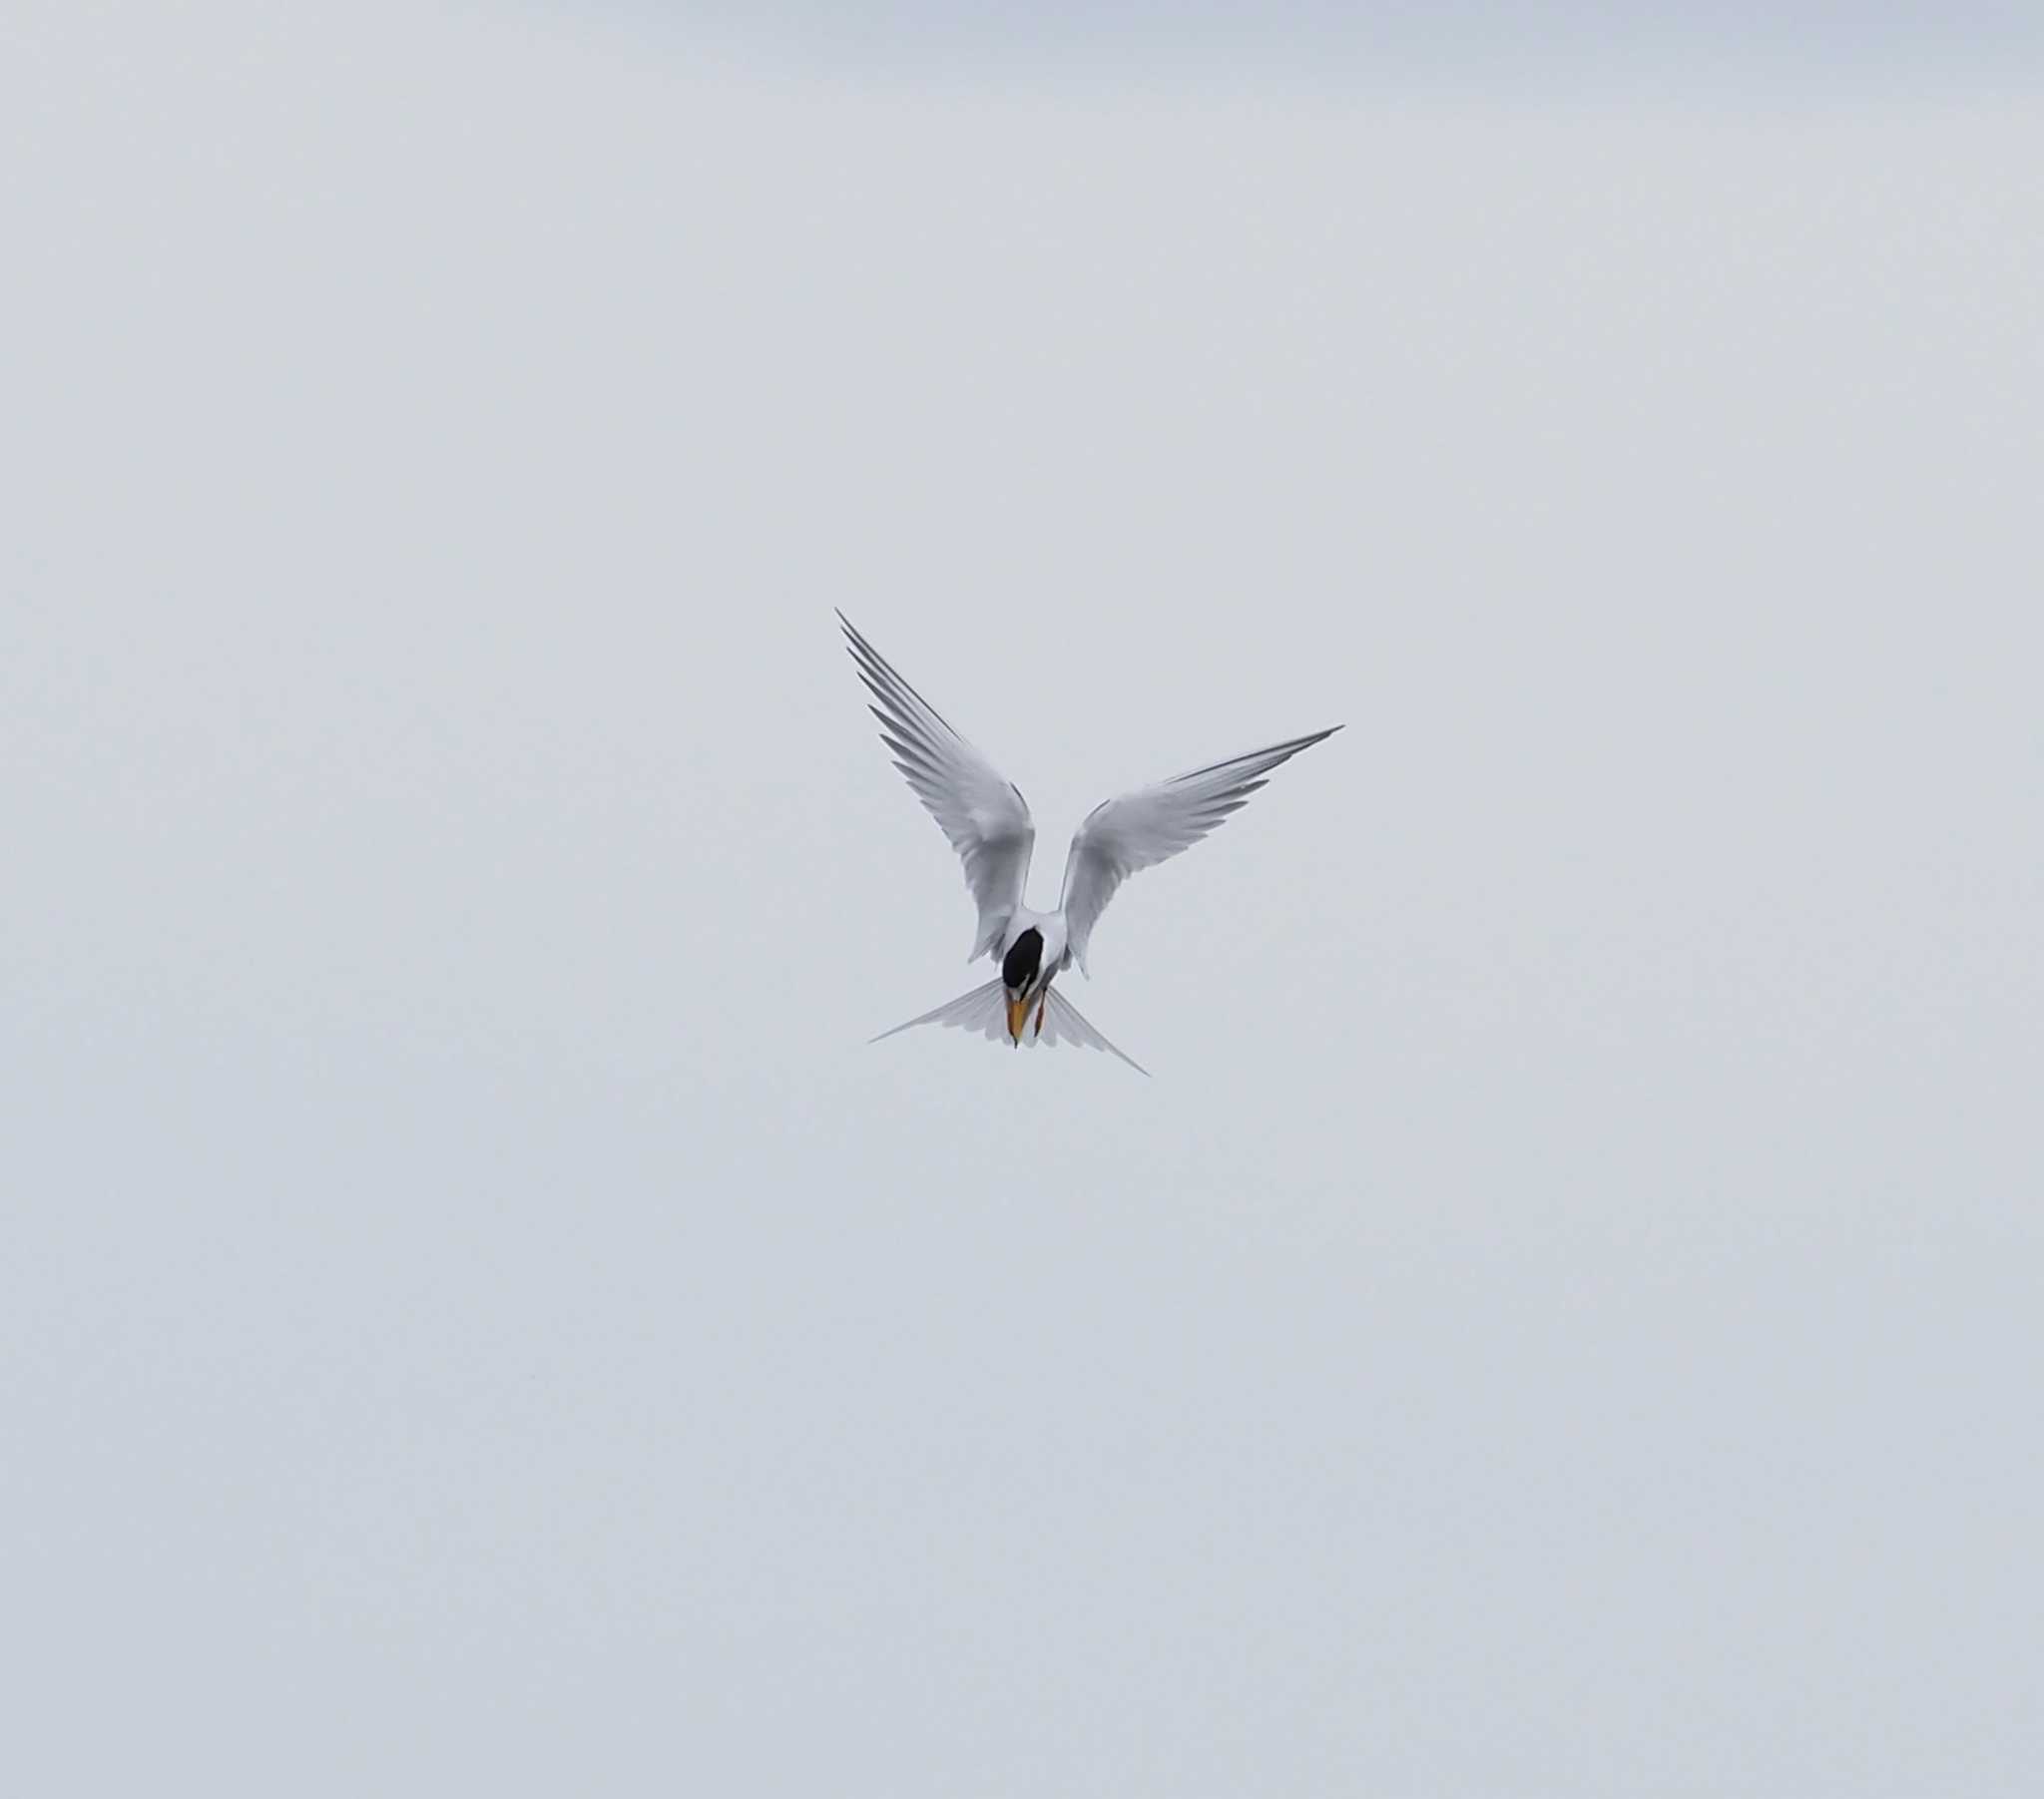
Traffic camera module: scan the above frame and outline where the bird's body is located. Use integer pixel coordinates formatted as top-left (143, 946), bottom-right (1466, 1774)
top-left (841, 613), bottom-right (1336, 1073)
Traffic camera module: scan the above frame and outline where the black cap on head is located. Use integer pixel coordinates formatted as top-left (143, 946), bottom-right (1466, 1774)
top-left (1001, 927), bottom-right (1043, 991)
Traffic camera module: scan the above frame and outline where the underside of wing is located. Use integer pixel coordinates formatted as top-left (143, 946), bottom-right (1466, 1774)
top-left (840, 613), bottom-right (1035, 959)
top-left (1058, 726), bottom-right (1340, 971)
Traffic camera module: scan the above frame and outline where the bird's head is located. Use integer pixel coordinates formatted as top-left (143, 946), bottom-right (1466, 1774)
top-left (1000, 926), bottom-right (1046, 1046)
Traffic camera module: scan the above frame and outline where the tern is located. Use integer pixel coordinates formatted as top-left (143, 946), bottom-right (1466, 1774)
top-left (841, 612), bottom-right (1338, 1074)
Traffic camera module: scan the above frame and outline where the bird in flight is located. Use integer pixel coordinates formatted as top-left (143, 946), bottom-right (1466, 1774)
top-left (841, 612), bottom-right (1338, 1074)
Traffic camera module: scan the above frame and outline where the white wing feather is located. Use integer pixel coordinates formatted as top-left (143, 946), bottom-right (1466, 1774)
top-left (840, 613), bottom-right (1035, 959)
top-left (1058, 726), bottom-right (1340, 972)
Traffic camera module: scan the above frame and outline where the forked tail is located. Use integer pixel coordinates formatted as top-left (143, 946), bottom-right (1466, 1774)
top-left (871, 979), bottom-right (1148, 1076)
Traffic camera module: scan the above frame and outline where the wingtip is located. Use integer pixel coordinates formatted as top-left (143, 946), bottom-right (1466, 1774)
top-left (1283, 723), bottom-right (1342, 756)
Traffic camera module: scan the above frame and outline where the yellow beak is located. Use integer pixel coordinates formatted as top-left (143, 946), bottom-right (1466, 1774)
top-left (1006, 994), bottom-right (1030, 1043)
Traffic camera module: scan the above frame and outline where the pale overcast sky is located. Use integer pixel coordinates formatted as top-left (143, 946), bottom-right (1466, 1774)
top-left (4, 3), bottom-right (2040, 1793)
top-left (634, 0), bottom-right (2043, 83)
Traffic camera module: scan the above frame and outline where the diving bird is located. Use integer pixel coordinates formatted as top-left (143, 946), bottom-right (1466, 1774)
top-left (841, 612), bottom-right (1339, 1074)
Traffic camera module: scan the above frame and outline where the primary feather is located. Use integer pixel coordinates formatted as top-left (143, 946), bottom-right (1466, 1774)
top-left (1057, 728), bottom-right (1341, 972)
top-left (838, 611), bottom-right (1036, 960)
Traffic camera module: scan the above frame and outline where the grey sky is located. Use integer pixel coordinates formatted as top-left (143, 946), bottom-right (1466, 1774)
top-left (620, 0), bottom-right (2044, 84)
top-left (4, 2), bottom-right (2041, 1793)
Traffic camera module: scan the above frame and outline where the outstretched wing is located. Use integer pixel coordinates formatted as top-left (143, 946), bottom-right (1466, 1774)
top-left (1058, 726), bottom-right (1340, 972)
top-left (840, 613), bottom-right (1036, 959)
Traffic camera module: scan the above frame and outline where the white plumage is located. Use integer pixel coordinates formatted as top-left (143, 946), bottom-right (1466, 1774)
top-left (841, 612), bottom-right (1337, 1073)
